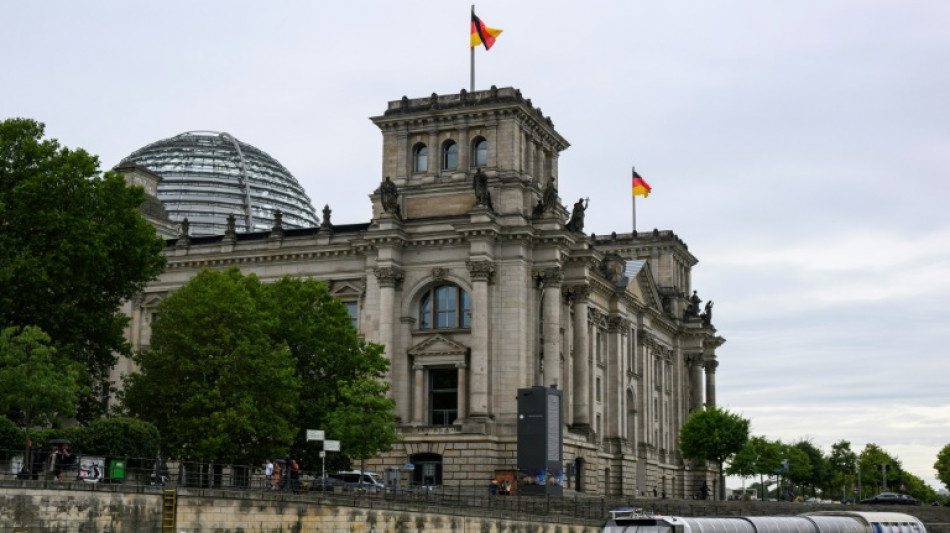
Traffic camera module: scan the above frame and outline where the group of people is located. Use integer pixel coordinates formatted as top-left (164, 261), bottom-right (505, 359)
top-left (489, 478), bottom-right (512, 496)
top-left (263, 455), bottom-right (300, 493)
top-left (19, 440), bottom-right (76, 481)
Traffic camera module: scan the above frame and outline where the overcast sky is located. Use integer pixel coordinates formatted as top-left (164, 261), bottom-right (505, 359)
top-left (4, 1), bottom-right (948, 491)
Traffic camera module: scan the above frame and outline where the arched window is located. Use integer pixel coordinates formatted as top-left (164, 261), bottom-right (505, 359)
top-left (472, 138), bottom-right (487, 167)
top-left (442, 140), bottom-right (458, 170)
top-left (418, 284), bottom-right (470, 329)
top-left (413, 144), bottom-right (428, 172)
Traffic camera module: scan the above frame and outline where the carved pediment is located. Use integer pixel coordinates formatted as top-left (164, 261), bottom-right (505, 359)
top-left (329, 278), bottom-right (366, 297)
top-left (408, 334), bottom-right (469, 357)
top-left (409, 335), bottom-right (469, 367)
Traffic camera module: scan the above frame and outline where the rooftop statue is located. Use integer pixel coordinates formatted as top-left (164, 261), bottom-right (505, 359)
top-left (380, 176), bottom-right (401, 218)
top-left (565, 197), bottom-right (588, 232)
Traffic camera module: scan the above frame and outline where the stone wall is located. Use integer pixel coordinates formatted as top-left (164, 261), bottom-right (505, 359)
top-left (3, 481), bottom-right (948, 533)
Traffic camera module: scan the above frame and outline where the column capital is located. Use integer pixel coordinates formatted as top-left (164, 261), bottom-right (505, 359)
top-left (703, 359), bottom-right (719, 373)
top-left (538, 267), bottom-right (563, 288)
top-left (568, 284), bottom-right (591, 303)
top-left (608, 316), bottom-right (629, 333)
top-left (374, 266), bottom-right (405, 289)
top-left (466, 260), bottom-right (495, 283)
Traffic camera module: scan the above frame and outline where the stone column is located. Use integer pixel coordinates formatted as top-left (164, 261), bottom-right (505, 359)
top-left (541, 267), bottom-right (563, 388)
top-left (571, 285), bottom-right (591, 428)
top-left (456, 362), bottom-right (468, 422)
top-left (412, 363), bottom-right (424, 425)
top-left (466, 260), bottom-right (494, 417)
top-left (690, 354), bottom-right (704, 413)
top-left (704, 359), bottom-right (719, 408)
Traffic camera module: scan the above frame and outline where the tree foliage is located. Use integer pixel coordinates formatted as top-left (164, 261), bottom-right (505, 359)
top-left (726, 435), bottom-right (782, 500)
top-left (0, 118), bottom-right (167, 420)
top-left (263, 276), bottom-right (392, 469)
top-left (0, 326), bottom-right (83, 451)
top-left (828, 440), bottom-right (858, 500)
top-left (680, 406), bottom-right (750, 499)
top-left (72, 417), bottom-right (161, 458)
top-left (936, 443), bottom-right (950, 491)
top-left (0, 415), bottom-right (23, 452)
top-left (325, 378), bottom-right (399, 478)
top-left (123, 268), bottom-right (300, 464)
top-left (792, 439), bottom-right (830, 494)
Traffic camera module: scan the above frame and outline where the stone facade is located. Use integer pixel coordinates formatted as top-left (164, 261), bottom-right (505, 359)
top-left (118, 87), bottom-right (725, 498)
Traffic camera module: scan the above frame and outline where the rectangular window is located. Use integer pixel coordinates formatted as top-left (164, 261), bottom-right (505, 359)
top-left (596, 377), bottom-right (602, 402)
top-left (428, 369), bottom-right (458, 425)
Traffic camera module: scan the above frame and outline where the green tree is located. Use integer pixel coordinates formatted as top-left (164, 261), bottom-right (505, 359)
top-left (936, 443), bottom-right (950, 491)
top-left (0, 118), bottom-right (166, 420)
top-left (325, 378), bottom-right (399, 485)
top-left (780, 442), bottom-right (812, 499)
top-left (726, 435), bottom-right (782, 501)
top-left (858, 443), bottom-right (901, 498)
top-left (679, 406), bottom-right (750, 500)
top-left (263, 276), bottom-right (391, 470)
top-left (122, 268), bottom-right (300, 464)
top-left (793, 439), bottom-right (830, 497)
top-left (828, 440), bottom-right (858, 501)
top-left (0, 326), bottom-right (83, 473)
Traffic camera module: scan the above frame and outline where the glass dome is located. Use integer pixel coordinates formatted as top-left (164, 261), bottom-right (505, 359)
top-left (121, 131), bottom-right (319, 236)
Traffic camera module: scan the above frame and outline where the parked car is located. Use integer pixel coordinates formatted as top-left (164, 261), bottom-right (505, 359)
top-left (327, 470), bottom-right (385, 492)
top-left (306, 476), bottom-right (347, 492)
top-left (860, 492), bottom-right (919, 505)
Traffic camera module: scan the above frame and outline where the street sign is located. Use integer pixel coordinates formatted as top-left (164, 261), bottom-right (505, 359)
top-left (324, 439), bottom-right (340, 452)
top-left (306, 429), bottom-right (325, 442)
top-left (404, 463), bottom-right (415, 470)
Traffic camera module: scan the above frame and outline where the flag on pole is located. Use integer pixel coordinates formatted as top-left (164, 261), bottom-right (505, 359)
top-left (471, 9), bottom-right (502, 50)
top-left (632, 170), bottom-right (651, 198)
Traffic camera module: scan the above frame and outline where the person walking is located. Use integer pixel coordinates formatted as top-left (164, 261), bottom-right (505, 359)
top-left (264, 459), bottom-right (274, 490)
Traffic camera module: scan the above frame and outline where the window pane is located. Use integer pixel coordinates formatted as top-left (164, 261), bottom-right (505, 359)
top-left (429, 369), bottom-right (458, 425)
top-left (344, 301), bottom-right (358, 329)
top-left (473, 139), bottom-right (487, 166)
top-left (419, 293), bottom-right (431, 329)
top-left (460, 290), bottom-right (471, 328)
top-left (443, 142), bottom-right (458, 169)
top-left (435, 286), bottom-right (456, 328)
top-left (414, 145), bottom-right (428, 172)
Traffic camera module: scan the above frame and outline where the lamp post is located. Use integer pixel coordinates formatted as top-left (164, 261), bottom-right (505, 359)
top-left (880, 464), bottom-right (888, 491)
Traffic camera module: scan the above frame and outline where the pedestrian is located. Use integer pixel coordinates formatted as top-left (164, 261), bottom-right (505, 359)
top-left (272, 461), bottom-right (282, 490)
top-left (49, 445), bottom-right (61, 481)
top-left (279, 455), bottom-right (292, 491)
top-left (489, 479), bottom-right (499, 496)
top-left (31, 441), bottom-right (45, 480)
top-left (290, 459), bottom-right (300, 494)
top-left (59, 444), bottom-right (75, 481)
top-left (264, 459), bottom-right (273, 489)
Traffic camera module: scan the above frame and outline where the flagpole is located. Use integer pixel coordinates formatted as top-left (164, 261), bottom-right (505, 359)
top-left (632, 166), bottom-right (637, 234)
top-left (470, 5), bottom-right (475, 92)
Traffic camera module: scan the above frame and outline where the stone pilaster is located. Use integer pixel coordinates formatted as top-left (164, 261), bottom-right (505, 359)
top-left (540, 267), bottom-right (563, 388)
top-left (466, 260), bottom-right (494, 417)
top-left (373, 266), bottom-right (404, 367)
top-left (570, 285), bottom-right (591, 428)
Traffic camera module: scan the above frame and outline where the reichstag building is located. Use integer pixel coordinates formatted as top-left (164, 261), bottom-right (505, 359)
top-left (115, 87), bottom-right (725, 498)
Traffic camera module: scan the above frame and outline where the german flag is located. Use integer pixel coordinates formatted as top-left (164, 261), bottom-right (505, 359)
top-left (632, 170), bottom-right (651, 198)
top-left (471, 9), bottom-right (502, 50)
